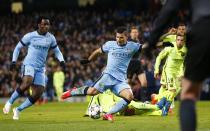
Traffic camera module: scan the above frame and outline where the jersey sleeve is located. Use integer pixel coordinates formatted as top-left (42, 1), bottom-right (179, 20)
top-left (101, 41), bottom-right (111, 53)
top-left (50, 35), bottom-right (58, 49)
top-left (154, 47), bottom-right (171, 74)
top-left (12, 42), bottom-right (25, 62)
top-left (21, 33), bottom-right (31, 46)
top-left (135, 43), bottom-right (142, 53)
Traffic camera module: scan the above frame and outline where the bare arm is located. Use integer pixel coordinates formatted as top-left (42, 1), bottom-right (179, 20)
top-left (159, 28), bottom-right (177, 41)
top-left (88, 48), bottom-right (103, 61)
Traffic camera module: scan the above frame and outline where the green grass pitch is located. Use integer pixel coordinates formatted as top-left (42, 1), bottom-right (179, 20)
top-left (0, 101), bottom-right (210, 131)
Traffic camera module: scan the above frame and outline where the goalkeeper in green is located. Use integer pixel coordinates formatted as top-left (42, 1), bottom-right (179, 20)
top-left (85, 90), bottom-right (162, 117)
top-left (153, 34), bottom-right (187, 116)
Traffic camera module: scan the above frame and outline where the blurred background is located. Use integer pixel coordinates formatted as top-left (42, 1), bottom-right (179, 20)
top-left (0, 0), bottom-right (209, 102)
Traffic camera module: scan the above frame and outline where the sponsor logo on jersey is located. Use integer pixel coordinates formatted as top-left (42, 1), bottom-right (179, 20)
top-left (126, 47), bottom-right (131, 51)
top-left (46, 39), bottom-right (51, 43)
top-left (32, 45), bottom-right (49, 51)
top-left (181, 52), bottom-right (185, 56)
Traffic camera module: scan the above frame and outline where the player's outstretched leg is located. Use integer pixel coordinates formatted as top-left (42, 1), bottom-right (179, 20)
top-left (3, 87), bottom-right (24, 114)
top-left (62, 85), bottom-right (89, 99)
top-left (103, 98), bottom-right (131, 121)
top-left (130, 101), bottom-right (158, 110)
top-left (103, 88), bottom-right (133, 121)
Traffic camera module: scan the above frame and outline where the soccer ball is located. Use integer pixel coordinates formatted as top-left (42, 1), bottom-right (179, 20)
top-left (88, 104), bottom-right (103, 119)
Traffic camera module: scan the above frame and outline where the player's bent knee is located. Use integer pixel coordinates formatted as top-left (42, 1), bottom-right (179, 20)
top-left (87, 87), bottom-right (99, 95)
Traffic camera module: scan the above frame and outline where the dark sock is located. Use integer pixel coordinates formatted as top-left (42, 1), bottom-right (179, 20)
top-left (141, 87), bottom-right (147, 102)
top-left (180, 99), bottom-right (196, 131)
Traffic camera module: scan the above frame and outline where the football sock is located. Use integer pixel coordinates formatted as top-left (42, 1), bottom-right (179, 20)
top-left (70, 86), bottom-right (89, 96)
top-left (141, 87), bottom-right (147, 102)
top-left (42, 91), bottom-right (47, 99)
top-left (180, 99), bottom-right (196, 131)
top-left (17, 96), bottom-right (36, 112)
top-left (9, 87), bottom-right (23, 104)
top-left (107, 98), bottom-right (130, 114)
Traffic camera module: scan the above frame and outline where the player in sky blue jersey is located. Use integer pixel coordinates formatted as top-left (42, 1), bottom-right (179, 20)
top-left (62, 27), bottom-right (147, 121)
top-left (3, 16), bottom-right (65, 120)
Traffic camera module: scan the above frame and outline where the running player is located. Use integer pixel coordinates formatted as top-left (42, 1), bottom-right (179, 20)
top-left (3, 16), bottom-right (65, 120)
top-left (153, 34), bottom-right (187, 116)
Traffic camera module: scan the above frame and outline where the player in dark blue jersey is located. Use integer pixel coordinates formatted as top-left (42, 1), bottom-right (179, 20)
top-left (3, 16), bottom-right (65, 120)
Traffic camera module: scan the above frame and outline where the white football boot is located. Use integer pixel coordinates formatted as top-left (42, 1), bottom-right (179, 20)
top-left (3, 101), bottom-right (12, 114)
top-left (13, 107), bottom-right (20, 120)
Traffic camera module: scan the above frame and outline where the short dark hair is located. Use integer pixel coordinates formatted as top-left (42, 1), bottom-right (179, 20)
top-left (116, 27), bottom-right (128, 36)
top-left (176, 33), bottom-right (185, 38)
top-left (130, 26), bottom-right (139, 32)
top-left (37, 16), bottom-right (50, 25)
top-left (177, 23), bottom-right (186, 27)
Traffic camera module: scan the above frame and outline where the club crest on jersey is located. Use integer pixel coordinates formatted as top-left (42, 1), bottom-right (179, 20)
top-left (46, 39), bottom-right (51, 43)
top-left (181, 52), bottom-right (185, 56)
top-left (126, 47), bottom-right (131, 51)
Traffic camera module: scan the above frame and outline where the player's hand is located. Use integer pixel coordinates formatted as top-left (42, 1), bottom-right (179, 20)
top-left (60, 61), bottom-right (65, 69)
top-left (154, 73), bottom-right (160, 79)
top-left (168, 28), bottom-right (177, 34)
top-left (80, 59), bottom-right (90, 65)
top-left (10, 62), bottom-right (16, 71)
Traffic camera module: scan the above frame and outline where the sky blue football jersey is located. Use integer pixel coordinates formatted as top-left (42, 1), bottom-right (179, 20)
top-left (102, 41), bottom-right (141, 82)
top-left (12, 31), bottom-right (64, 67)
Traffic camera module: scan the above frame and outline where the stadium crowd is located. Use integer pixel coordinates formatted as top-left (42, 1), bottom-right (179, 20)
top-left (0, 8), bottom-right (209, 100)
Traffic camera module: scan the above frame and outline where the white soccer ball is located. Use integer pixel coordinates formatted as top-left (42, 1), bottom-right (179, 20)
top-left (88, 104), bottom-right (103, 119)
